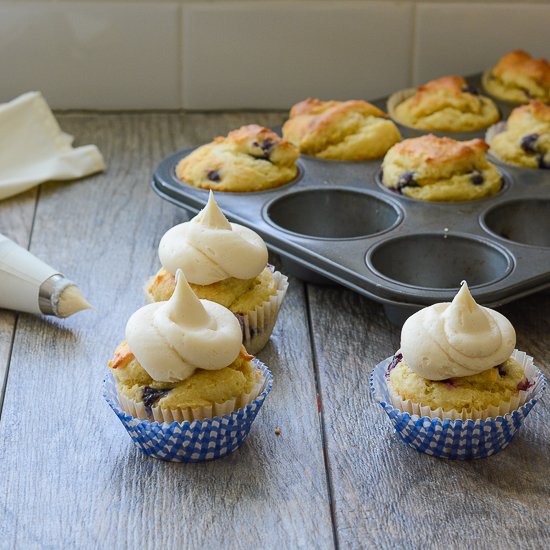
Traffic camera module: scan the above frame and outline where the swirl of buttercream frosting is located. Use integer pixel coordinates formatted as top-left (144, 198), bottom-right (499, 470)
top-left (400, 281), bottom-right (516, 380)
top-left (158, 191), bottom-right (268, 285)
top-left (126, 270), bottom-right (242, 383)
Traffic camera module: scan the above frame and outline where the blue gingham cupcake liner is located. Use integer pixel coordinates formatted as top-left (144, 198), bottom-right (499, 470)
top-left (370, 351), bottom-right (546, 460)
top-left (103, 359), bottom-right (272, 462)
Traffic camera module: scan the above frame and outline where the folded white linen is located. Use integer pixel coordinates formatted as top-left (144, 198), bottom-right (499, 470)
top-left (0, 91), bottom-right (105, 201)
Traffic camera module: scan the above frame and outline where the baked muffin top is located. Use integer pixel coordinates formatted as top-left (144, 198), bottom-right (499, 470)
top-left (382, 134), bottom-right (502, 201)
top-left (490, 100), bottom-right (550, 169)
top-left (484, 50), bottom-right (550, 104)
top-left (282, 98), bottom-right (401, 160)
top-left (176, 124), bottom-right (299, 192)
top-left (391, 75), bottom-right (500, 132)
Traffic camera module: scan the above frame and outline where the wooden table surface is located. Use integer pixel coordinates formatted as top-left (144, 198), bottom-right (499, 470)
top-left (0, 112), bottom-right (548, 550)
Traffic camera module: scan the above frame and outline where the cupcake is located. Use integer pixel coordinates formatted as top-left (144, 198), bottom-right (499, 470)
top-left (104, 272), bottom-right (272, 462)
top-left (176, 124), bottom-right (300, 192)
top-left (381, 134), bottom-right (502, 201)
top-left (482, 50), bottom-right (550, 104)
top-left (282, 98), bottom-right (401, 160)
top-left (389, 76), bottom-right (500, 132)
top-left (489, 101), bottom-right (550, 169)
top-left (371, 282), bottom-right (546, 459)
top-left (146, 191), bottom-right (288, 354)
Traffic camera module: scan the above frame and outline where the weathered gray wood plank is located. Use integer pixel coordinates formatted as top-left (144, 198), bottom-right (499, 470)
top-left (0, 188), bottom-right (37, 406)
top-left (0, 113), bottom-right (334, 549)
top-left (308, 284), bottom-right (550, 549)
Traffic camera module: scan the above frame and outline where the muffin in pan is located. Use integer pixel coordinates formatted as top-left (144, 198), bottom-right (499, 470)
top-left (371, 282), bottom-right (546, 459)
top-left (105, 272), bottom-right (272, 462)
top-left (146, 192), bottom-right (288, 354)
top-left (282, 98), bottom-right (401, 160)
top-left (381, 134), bottom-right (501, 201)
top-left (176, 124), bottom-right (299, 192)
top-left (489, 101), bottom-right (550, 169)
top-left (389, 75), bottom-right (500, 132)
top-left (482, 50), bottom-right (550, 104)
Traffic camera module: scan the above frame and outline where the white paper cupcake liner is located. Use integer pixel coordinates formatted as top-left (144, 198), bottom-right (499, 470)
top-left (103, 358), bottom-right (273, 462)
top-left (145, 268), bottom-right (289, 355)
top-left (236, 269), bottom-right (288, 355)
top-left (370, 350), bottom-right (546, 459)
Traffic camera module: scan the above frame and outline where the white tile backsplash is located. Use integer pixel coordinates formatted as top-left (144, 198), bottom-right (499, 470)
top-left (182, 1), bottom-right (414, 110)
top-left (0, 1), bottom-right (548, 110)
top-left (0, 2), bottom-right (180, 109)
top-left (414, 3), bottom-right (550, 85)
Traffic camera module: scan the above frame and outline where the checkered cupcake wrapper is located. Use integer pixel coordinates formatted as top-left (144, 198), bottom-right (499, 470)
top-left (103, 359), bottom-right (273, 462)
top-left (370, 352), bottom-right (546, 460)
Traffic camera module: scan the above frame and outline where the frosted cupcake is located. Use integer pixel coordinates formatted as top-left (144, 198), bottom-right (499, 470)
top-left (104, 272), bottom-right (272, 461)
top-left (146, 192), bottom-right (288, 354)
top-left (388, 76), bottom-right (500, 132)
top-left (371, 282), bottom-right (546, 459)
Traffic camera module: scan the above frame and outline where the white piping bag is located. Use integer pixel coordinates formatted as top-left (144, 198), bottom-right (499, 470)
top-left (0, 233), bottom-right (91, 317)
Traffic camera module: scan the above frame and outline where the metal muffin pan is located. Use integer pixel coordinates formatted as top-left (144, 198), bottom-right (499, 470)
top-left (151, 74), bottom-right (550, 324)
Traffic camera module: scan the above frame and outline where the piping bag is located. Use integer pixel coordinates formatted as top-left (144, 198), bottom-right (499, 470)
top-left (0, 233), bottom-right (91, 317)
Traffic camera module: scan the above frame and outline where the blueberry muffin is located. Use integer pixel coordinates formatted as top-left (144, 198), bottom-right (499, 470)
top-left (483, 50), bottom-right (550, 104)
top-left (146, 192), bottom-right (288, 354)
top-left (387, 282), bottom-right (533, 419)
top-left (176, 125), bottom-right (299, 192)
top-left (110, 273), bottom-right (265, 422)
top-left (282, 98), bottom-right (401, 160)
top-left (490, 101), bottom-right (550, 169)
top-left (390, 76), bottom-right (500, 132)
top-left (382, 134), bottom-right (501, 201)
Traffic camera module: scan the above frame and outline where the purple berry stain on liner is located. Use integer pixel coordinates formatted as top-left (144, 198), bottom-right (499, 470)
top-left (142, 387), bottom-right (170, 415)
top-left (441, 379), bottom-right (458, 388)
top-left (207, 169), bottom-right (221, 182)
top-left (517, 379), bottom-right (533, 392)
top-left (385, 353), bottom-right (402, 379)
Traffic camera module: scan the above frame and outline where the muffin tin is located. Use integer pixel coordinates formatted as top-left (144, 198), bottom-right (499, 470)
top-left (151, 74), bottom-right (550, 324)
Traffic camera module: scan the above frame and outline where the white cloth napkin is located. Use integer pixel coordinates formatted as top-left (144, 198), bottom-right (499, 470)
top-left (0, 91), bottom-right (105, 201)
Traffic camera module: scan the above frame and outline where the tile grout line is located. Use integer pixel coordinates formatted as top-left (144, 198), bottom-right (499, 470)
top-left (0, 185), bottom-right (41, 418)
top-left (304, 283), bottom-right (339, 550)
top-left (409, 2), bottom-right (418, 86)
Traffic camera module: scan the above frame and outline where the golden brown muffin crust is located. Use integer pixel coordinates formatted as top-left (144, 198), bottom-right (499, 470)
top-left (493, 50), bottom-right (550, 88)
top-left (389, 135), bottom-right (489, 168)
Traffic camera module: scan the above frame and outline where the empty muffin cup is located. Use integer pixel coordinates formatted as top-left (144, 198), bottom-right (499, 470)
top-left (265, 188), bottom-right (402, 239)
top-left (367, 233), bottom-right (513, 290)
top-left (482, 199), bottom-right (550, 248)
